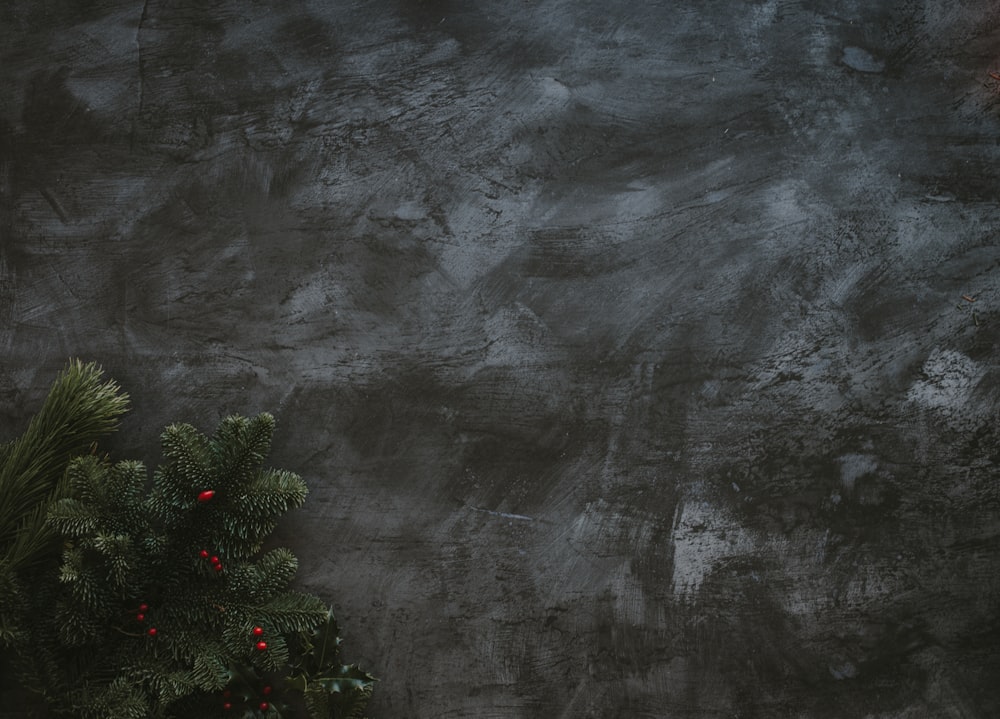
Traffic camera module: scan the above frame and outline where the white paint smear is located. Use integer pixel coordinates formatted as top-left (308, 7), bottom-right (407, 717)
top-left (907, 348), bottom-right (983, 410)
top-left (670, 500), bottom-right (755, 601)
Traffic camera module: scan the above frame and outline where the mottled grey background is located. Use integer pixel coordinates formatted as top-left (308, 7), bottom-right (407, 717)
top-left (3, 0), bottom-right (1000, 716)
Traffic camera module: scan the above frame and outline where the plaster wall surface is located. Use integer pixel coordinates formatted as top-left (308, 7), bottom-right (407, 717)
top-left (3, 1), bottom-right (1000, 716)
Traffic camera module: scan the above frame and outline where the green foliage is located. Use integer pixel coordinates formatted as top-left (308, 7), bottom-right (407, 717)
top-left (0, 360), bottom-right (128, 646)
top-left (0, 360), bottom-right (128, 574)
top-left (288, 611), bottom-right (376, 719)
top-left (5, 399), bottom-right (373, 718)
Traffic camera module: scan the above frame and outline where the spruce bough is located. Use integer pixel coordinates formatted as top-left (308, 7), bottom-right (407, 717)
top-left (3, 365), bottom-right (373, 718)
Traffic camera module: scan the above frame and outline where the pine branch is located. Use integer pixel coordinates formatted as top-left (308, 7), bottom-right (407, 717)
top-left (212, 413), bottom-right (274, 482)
top-left (0, 360), bottom-right (128, 576)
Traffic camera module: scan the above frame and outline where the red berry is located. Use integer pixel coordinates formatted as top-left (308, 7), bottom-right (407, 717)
top-left (252, 626), bottom-right (264, 636)
top-left (147, 627), bottom-right (157, 637)
top-left (136, 613), bottom-right (145, 622)
top-left (259, 702), bottom-right (269, 711)
top-left (210, 555), bottom-right (220, 565)
top-left (213, 564), bottom-right (224, 572)
top-left (199, 550), bottom-right (209, 559)
top-left (223, 702), bottom-right (232, 711)
top-left (255, 640), bottom-right (267, 651)
top-left (262, 685), bottom-right (272, 695)
top-left (197, 489), bottom-right (215, 503)
top-left (138, 603), bottom-right (149, 612)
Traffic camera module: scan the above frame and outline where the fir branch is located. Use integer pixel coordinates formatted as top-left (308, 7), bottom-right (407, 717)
top-left (212, 413), bottom-right (274, 484)
top-left (158, 423), bottom-right (213, 497)
top-left (256, 591), bottom-right (329, 633)
top-left (47, 498), bottom-right (101, 537)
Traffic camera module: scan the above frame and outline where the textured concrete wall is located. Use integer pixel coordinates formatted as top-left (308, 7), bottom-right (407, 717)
top-left (3, 1), bottom-right (1000, 716)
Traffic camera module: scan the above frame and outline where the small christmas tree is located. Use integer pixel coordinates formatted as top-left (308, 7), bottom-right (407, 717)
top-left (21, 412), bottom-right (373, 718)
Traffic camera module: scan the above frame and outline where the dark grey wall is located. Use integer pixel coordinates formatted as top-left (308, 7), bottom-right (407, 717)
top-left (4, 1), bottom-right (1000, 716)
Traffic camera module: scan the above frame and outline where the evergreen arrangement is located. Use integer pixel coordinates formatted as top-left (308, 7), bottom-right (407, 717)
top-left (0, 363), bottom-right (374, 718)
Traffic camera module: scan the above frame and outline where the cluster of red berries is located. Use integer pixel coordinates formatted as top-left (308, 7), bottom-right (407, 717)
top-left (222, 695), bottom-right (271, 712)
top-left (198, 549), bottom-right (225, 572)
top-left (134, 602), bottom-right (157, 637)
top-left (221, 651), bottom-right (273, 712)
top-left (221, 687), bottom-right (271, 712)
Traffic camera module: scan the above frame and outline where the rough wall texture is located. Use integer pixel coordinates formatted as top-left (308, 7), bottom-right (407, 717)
top-left (3, 1), bottom-right (1000, 716)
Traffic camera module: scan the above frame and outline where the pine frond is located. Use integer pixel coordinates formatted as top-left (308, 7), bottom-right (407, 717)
top-left (47, 498), bottom-right (100, 537)
top-left (54, 597), bottom-right (103, 647)
top-left (158, 423), bottom-right (212, 497)
top-left (0, 572), bottom-right (27, 645)
top-left (220, 470), bottom-right (308, 554)
top-left (244, 468), bottom-right (309, 513)
top-left (148, 668), bottom-right (199, 706)
top-left (251, 631), bottom-right (289, 671)
top-left (190, 650), bottom-right (230, 690)
top-left (84, 676), bottom-right (150, 719)
top-left (92, 532), bottom-right (134, 589)
top-left (3, 502), bottom-right (64, 573)
top-left (256, 591), bottom-right (329, 633)
top-left (212, 413), bottom-right (274, 486)
top-left (104, 460), bottom-right (148, 511)
top-left (0, 360), bottom-right (128, 574)
top-left (58, 545), bottom-right (85, 583)
top-left (254, 547), bottom-right (299, 598)
top-left (66, 454), bottom-right (104, 504)
top-left (0, 440), bottom-right (11, 472)
top-left (63, 562), bottom-right (104, 613)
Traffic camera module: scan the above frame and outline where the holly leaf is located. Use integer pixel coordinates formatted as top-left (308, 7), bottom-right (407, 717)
top-left (287, 610), bottom-right (375, 718)
top-left (296, 609), bottom-right (342, 675)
